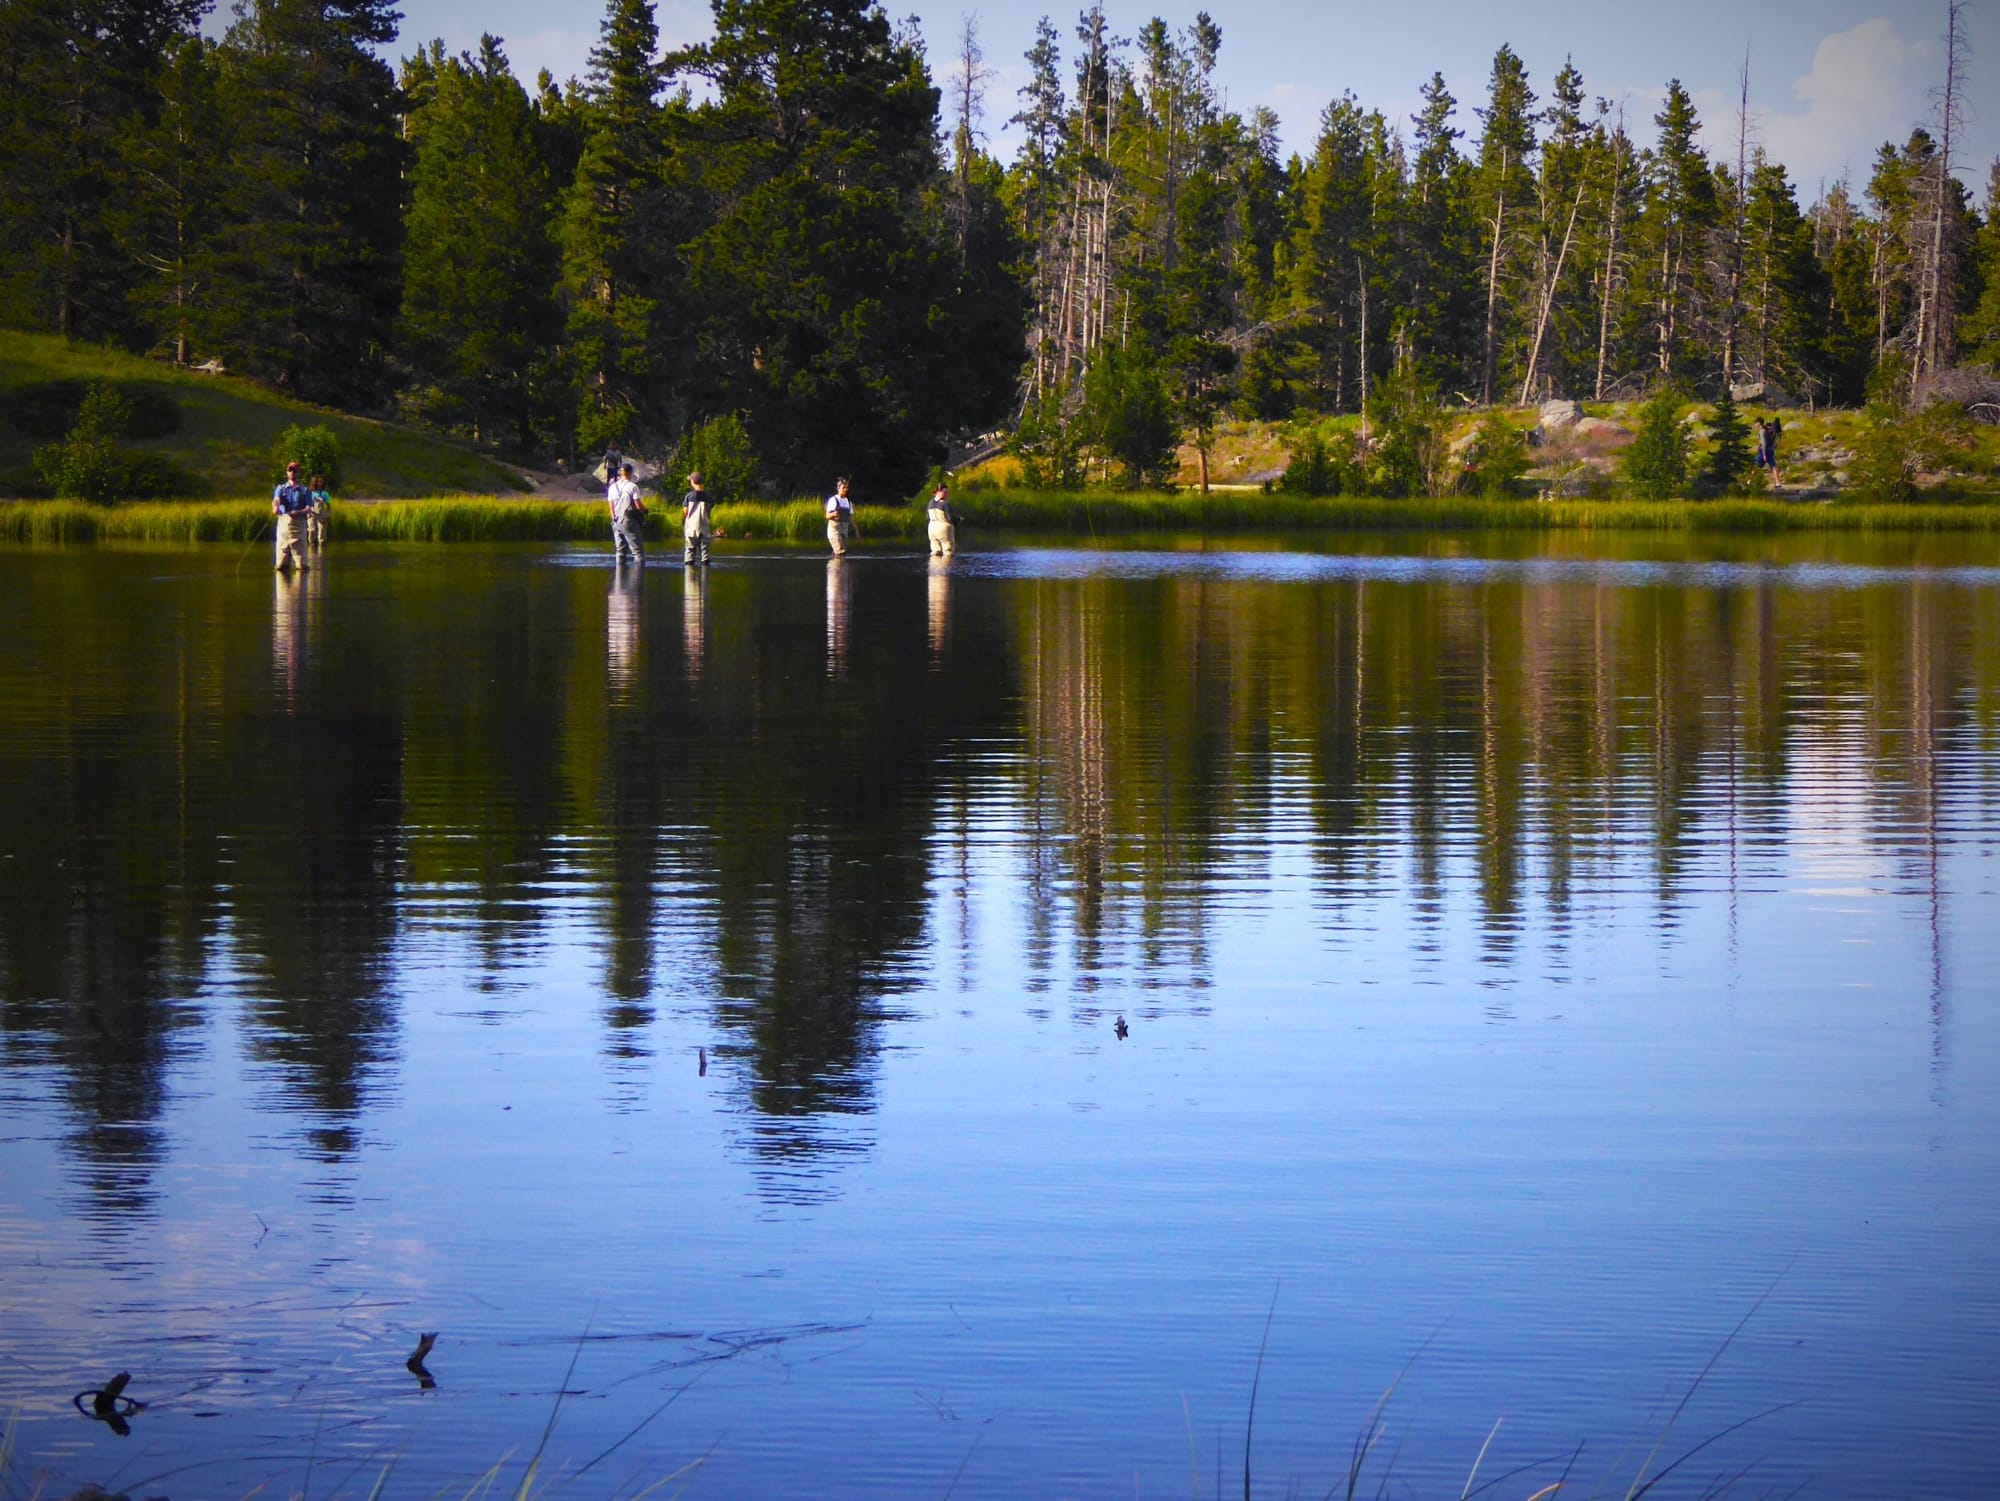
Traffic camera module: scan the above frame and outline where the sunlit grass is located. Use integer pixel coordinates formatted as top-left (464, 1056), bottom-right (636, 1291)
top-left (0, 329), bottom-right (527, 497)
top-left (6, 487), bottom-right (2000, 546)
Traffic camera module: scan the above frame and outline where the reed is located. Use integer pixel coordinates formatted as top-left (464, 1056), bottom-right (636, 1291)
top-left (6, 488), bottom-right (2000, 546)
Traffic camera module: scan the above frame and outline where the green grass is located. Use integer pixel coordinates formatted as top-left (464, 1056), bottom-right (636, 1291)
top-left (9, 487), bottom-right (2000, 545)
top-left (0, 328), bottom-right (528, 497)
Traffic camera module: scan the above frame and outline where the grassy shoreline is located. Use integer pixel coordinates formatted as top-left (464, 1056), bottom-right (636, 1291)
top-left (7, 489), bottom-right (2000, 545)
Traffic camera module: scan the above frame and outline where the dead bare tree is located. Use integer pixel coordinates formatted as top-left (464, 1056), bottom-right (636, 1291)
top-left (1912, 0), bottom-right (1969, 396)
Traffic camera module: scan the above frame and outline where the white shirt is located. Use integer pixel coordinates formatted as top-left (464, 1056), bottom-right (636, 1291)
top-left (826, 492), bottom-right (852, 520)
top-left (608, 477), bottom-right (643, 519)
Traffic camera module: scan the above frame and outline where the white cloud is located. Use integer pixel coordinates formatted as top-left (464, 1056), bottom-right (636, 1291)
top-left (1701, 17), bottom-right (1941, 197)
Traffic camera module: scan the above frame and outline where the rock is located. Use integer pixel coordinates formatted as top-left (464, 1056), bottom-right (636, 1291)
top-left (1729, 380), bottom-right (1791, 406)
top-left (1538, 399), bottom-right (1585, 430)
top-left (1572, 417), bottom-right (1634, 446)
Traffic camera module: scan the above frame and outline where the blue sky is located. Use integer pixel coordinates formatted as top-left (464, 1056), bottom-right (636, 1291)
top-left (386, 0), bottom-right (1996, 202)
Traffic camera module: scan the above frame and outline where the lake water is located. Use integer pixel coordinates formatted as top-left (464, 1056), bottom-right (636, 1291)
top-left (1, 536), bottom-right (1997, 1500)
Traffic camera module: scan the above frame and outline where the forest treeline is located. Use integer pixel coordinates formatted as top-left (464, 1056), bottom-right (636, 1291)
top-left (3, 0), bottom-right (1998, 492)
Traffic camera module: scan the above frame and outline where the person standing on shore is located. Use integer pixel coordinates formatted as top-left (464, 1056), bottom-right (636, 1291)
top-left (272, 460), bottom-right (312, 573)
top-left (926, 482), bottom-right (956, 557)
top-left (682, 470), bottom-right (711, 568)
top-left (608, 462), bottom-right (646, 564)
top-left (825, 477), bottom-right (854, 556)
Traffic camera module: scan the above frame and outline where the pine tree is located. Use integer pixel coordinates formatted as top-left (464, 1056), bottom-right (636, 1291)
top-left (0, 0), bottom-right (207, 340)
top-left (1473, 45), bottom-right (1536, 403)
top-left (558, 0), bottom-right (675, 452)
top-left (212, 0), bottom-right (407, 406)
top-left (1640, 81), bottom-right (1719, 381)
top-left (1959, 161), bottom-right (2000, 364)
top-left (111, 33), bottom-right (233, 364)
top-left (1701, 387), bottom-right (1752, 494)
top-left (1404, 71), bottom-right (1476, 387)
top-left (672, 0), bottom-right (1012, 490)
top-left (400, 37), bottom-right (559, 450)
top-left (1624, 386), bottom-right (1690, 499)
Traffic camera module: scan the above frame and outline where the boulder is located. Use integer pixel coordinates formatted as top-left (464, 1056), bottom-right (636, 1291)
top-left (1572, 417), bottom-right (1634, 449)
top-left (1538, 398), bottom-right (1585, 430)
top-left (1730, 380), bottom-right (1791, 406)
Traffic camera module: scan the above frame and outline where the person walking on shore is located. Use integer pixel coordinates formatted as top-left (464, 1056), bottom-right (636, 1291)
top-left (825, 477), bottom-right (854, 556)
top-left (1759, 415), bottom-right (1784, 486)
top-left (272, 461), bottom-right (312, 573)
top-left (682, 470), bottom-right (711, 567)
top-left (608, 463), bottom-right (647, 564)
top-left (926, 482), bottom-right (956, 557)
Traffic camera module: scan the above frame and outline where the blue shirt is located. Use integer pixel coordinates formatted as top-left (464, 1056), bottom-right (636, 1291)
top-left (274, 482), bottom-right (313, 515)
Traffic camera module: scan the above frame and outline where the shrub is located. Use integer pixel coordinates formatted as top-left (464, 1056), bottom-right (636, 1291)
top-left (32, 382), bottom-right (129, 501)
top-left (272, 423), bottom-right (342, 489)
top-left (1465, 415), bottom-right (1530, 499)
top-left (1082, 343), bottom-right (1179, 489)
top-left (1010, 385), bottom-right (1086, 490)
top-left (1277, 425), bottom-right (1363, 496)
top-left (666, 412), bottom-right (762, 502)
top-left (1624, 388), bottom-right (1691, 500)
top-left (1366, 367), bottom-right (1451, 497)
top-left (1850, 400), bottom-right (1976, 502)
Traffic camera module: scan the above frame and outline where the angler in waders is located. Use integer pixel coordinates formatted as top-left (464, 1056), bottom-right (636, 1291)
top-left (608, 463), bottom-right (646, 565)
top-left (306, 473), bottom-right (331, 549)
top-left (927, 482), bottom-right (956, 557)
top-left (682, 471), bottom-right (711, 568)
top-left (825, 477), bottom-right (854, 556)
top-left (272, 461), bottom-right (312, 572)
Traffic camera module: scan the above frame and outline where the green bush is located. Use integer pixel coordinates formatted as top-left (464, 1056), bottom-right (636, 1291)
top-left (1010, 385), bottom-right (1086, 490)
top-left (1278, 425), bottom-right (1363, 496)
top-left (272, 423), bottom-right (343, 489)
top-left (1366, 367), bottom-right (1451, 497)
top-left (1850, 400), bottom-right (1976, 502)
top-left (32, 382), bottom-right (129, 501)
top-left (1465, 415), bottom-right (1530, 499)
top-left (5, 377), bottom-right (181, 439)
top-left (666, 412), bottom-right (762, 503)
top-left (1082, 344), bottom-right (1179, 489)
top-left (1624, 388), bottom-right (1691, 500)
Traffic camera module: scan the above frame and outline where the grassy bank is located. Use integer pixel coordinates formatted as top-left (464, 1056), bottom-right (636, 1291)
top-left (8, 488), bottom-right (2000, 545)
top-left (0, 329), bottom-right (528, 497)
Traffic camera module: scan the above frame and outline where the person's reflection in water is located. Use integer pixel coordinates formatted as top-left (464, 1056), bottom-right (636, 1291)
top-left (683, 565), bottom-right (707, 682)
top-left (927, 556), bottom-right (951, 668)
top-left (271, 569), bottom-right (307, 711)
top-left (608, 563), bottom-right (642, 702)
top-left (825, 555), bottom-right (851, 677)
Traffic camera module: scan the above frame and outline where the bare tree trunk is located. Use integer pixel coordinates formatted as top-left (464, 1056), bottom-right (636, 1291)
top-left (1358, 261), bottom-right (1370, 443)
top-left (1720, 55), bottom-right (1750, 387)
top-left (1595, 125), bottom-right (1625, 401)
top-left (1480, 149), bottom-right (1504, 406)
top-left (1914, 0), bottom-right (1966, 396)
top-left (1522, 173), bottom-right (1588, 404)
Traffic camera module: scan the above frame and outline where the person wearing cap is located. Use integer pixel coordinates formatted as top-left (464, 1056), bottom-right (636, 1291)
top-left (272, 461), bottom-right (313, 572)
top-left (607, 462), bottom-right (646, 564)
top-left (926, 481), bottom-right (956, 557)
top-left (681, 470), bottom-right (711, 568)
top-left (824, 476), bottom-right (853, 556)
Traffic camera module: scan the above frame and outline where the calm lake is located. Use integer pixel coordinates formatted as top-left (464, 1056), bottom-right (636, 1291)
top-left (1, 535), bottom-right (1997, 1500)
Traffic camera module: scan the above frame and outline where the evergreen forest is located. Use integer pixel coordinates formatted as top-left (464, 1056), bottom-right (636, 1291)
top-left (4, 0), bottom-right (1999, 495)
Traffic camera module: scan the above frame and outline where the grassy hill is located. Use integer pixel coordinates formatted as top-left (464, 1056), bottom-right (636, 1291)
top-left (0, 329), bottom-right (528, 498)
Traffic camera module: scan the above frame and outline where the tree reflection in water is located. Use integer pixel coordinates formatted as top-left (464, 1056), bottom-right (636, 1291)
top-left (0, 544), bottom-right (1994, 1216)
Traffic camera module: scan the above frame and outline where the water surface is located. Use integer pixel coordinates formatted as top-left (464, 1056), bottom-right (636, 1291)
top-left (1, 537), bottom-right (1996, 1499)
